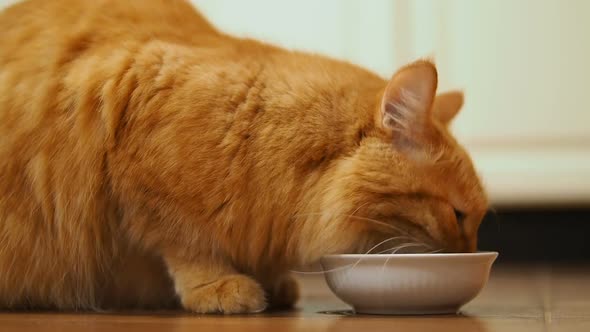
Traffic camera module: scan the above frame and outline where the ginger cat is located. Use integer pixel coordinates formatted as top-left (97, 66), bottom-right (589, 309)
top-left (0, 0), bottom-right (487, 313)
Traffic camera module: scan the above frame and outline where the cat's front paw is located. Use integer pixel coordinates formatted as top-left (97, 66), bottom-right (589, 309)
top-left (180, 274), bottom-right (267, 314)
top-left (268, 274), bottom-right (300, 309)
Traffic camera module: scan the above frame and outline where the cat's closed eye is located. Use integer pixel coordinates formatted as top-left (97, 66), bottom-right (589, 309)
top-left (454, 209), bottom-right (466, 225)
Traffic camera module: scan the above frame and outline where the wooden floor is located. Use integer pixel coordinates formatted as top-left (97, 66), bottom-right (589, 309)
top-left (1, 264), bottom-right (589, 332)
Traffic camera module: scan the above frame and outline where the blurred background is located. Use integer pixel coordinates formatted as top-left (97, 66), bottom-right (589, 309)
top-left (1, 0), bottom-right (589, 261)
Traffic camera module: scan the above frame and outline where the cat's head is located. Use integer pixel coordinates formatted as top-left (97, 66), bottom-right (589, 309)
top-left (300, 60), bottom-right (487, 261)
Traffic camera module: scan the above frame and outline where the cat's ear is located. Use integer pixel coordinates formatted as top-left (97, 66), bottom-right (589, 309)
top-left (379, 60), bottom-right (438, 137)
top-left (433, 91), bottom-right (464, 125)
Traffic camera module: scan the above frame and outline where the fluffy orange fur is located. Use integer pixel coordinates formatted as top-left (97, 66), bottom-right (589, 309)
top-left (0, 0), bottom-right (488, 313)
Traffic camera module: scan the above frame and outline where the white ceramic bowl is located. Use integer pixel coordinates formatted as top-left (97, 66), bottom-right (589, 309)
top-left (320, 252), bottom-right (498, 315)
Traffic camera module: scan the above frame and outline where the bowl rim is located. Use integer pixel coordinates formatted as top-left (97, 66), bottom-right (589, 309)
top-left (322, 251), bottom-right (499, 260)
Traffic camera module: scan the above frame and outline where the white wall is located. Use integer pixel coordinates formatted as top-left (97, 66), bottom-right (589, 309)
top-left (192, 0), bottom-right (398, 77)
top-left (0, 0), bottom-right (17, 7)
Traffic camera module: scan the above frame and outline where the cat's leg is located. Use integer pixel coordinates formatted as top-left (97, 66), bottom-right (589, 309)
top-left (166, 256), bottom-right (267, 314)
top-left (266, 274), bottom-right (300, 309)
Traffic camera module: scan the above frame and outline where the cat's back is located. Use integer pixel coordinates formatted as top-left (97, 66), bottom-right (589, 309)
top-left (0, 0), bottom-right (219, 310)
top-left (0, 0), bottom-right (221, 154)
top-left (0, 0), bottom-right (222, 204)
top-left (0, 0), bottom-right (217, 52)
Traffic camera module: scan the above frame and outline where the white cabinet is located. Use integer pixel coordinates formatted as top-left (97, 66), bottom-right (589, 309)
top-left (411, 0), bottom-right (590, 206)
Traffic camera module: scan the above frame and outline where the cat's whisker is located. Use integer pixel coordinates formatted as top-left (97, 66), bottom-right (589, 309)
top-left (291, 230), bottom-right (435, 275)
top-left (291, 211), bottom-right (409, 237)
top-left (289, 211), bottom-right (442, 275)
top-left (392, 242), bottom-right (429, 254)
top-left (379, 242), bottom-right (433, 283)
top-left (374, 241), bottom-right (430, 254)
top-left (344, 214), bottom-right (407, 235)
top-left (288, 266), bottom-right (355, 275)
top-left (357, 236), bottom-right (422, 256)
top-left (348, 202), bottom-right (371, 220)
top-left (341, 237), bottom-right (422, 276)
top-left (290, 235), bottom-right (410, 275)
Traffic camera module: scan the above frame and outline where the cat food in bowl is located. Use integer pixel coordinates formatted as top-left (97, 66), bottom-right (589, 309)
top-left (320, 252), bottom-right (498, 315)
